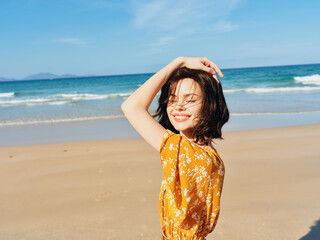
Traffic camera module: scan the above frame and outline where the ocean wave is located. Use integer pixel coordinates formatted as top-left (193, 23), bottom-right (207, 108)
top-left (53, 93), bottom-right (131, 100)
top-left (23, 101), bottom-right (68, 107)
top-left (0, 115), bottom-right (124, 126)
top-left (0, 97), bottom-right (53, 106)
top-left (0, 92), bottom-right (15, 98)
top-left (224, 86), bottom-right (320, 93)
top-left (0, 92), bottom-right (132, 107)
top-left (231, 110), bottom-right (320, 116)
top-left (294, 74), bottom-right (320, 85)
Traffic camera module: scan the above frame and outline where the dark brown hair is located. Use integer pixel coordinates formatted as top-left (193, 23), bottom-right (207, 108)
top-left (152, 67), bottom-right (229, 145)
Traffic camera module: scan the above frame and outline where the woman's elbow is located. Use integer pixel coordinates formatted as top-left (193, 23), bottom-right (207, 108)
top-left (121, 101), bottom-right (135, 113)
top-left (121, 102), bottom-right (129, 112)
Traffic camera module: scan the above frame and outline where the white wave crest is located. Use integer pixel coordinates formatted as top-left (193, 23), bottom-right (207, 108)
top-left (294, 74), bottom-right (320, 85)
top-left (224, 86), bottom-right (320, 93)
top-left (23, 101), bottom-right (69, 107)
top-left (0, 92), bottom-right (15, 98)
top-left (53, 92), bottom-right (131, 100)
top-left (231, 110), bottom-right (320, 116)
top-left (0, 98), bottom-right (50, 105)
top-left (0, 92), bottom-right (132, 107)
top-left (0, 115), bottom-right (124, 126)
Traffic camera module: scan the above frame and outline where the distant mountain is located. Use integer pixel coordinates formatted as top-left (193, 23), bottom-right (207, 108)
top-left (23, 72), bottom-right (78, 80)
top-left (0, 73), bottom-right (98, 82)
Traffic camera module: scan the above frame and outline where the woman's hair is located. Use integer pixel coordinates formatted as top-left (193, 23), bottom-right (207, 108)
top-left (152, 67), bottom-right (229, 144)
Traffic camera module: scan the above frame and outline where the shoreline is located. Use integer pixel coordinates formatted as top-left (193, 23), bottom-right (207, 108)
top-left (0, 123), bottom-right (319, 239)
top-left (1, 111), bottom-right (320, 146)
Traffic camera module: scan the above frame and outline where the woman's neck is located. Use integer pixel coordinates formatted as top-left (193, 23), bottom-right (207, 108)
top-left (180, 131), bottom-right (210, 146)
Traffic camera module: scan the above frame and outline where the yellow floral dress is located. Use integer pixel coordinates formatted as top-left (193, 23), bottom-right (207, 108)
top-left (159, 129), bottom-right (225, 240)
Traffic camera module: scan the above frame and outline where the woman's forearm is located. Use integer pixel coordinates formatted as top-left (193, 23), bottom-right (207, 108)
top-left (121, 57), bottom-right (184, 111)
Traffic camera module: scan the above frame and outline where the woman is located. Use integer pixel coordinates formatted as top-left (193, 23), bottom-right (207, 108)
top-left (121, 56), bottom-right (229, 239)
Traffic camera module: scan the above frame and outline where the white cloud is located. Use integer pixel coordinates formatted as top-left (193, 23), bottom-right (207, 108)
top-left (52, 38), bottom-right (86, 45)
top-left (130, 0), bottom-right (242, 32)
top-left (132, 0), bottom-right (195, 30)
top-left (145, 36), bottom-right (174, 48)
top-left (129, 0), bottom-right (243, 52)
top-left (143, 36), bottom-right (175, 54)
top-left (212, 20), bottom-right (238, 32)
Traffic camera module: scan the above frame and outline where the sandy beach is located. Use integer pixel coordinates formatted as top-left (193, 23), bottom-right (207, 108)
top-left (1, 123), bottom-right (319, 240)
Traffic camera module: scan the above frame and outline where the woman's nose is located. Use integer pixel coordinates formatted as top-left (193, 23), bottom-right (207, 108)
top-left (174, 100), bottom-right (186, 109)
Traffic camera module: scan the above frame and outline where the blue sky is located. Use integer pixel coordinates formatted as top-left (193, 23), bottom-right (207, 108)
top-left (0, 0), bottom-right (319, 79)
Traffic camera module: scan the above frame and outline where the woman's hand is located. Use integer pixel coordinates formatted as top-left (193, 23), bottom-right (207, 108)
top-left (177, 56), bottom-right (224, 81)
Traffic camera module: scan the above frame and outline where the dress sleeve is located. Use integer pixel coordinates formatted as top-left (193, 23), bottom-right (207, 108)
top-left (160, 129), bottom-right (212, 229)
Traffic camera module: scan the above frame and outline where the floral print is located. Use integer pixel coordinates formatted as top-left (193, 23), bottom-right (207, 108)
top-left (159, 129), bottom-right (225, 240)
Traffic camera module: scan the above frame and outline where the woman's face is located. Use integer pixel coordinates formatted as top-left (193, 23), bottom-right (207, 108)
top-left (166, 78), bottom-right (203, 138)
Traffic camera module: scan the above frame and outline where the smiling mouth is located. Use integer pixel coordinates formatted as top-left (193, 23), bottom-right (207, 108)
top-left (173, 115), bottom-right (191, 122)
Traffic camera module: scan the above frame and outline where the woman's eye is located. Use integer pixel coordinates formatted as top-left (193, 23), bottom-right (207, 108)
top-left (167, 98), bottom-right (197, 104)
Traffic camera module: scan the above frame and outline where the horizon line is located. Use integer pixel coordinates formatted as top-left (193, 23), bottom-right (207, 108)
top-left (1, 61), bottom-right (319, 82)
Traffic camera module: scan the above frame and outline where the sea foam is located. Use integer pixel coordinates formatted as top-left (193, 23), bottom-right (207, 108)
top-left (224, 86), bottom-right (320, 93)
top-left (0, 92), bottom-right (15, 98)
top-left (0, 115), bottom-right (123, 126)
top-left (294, 74), bottom-right (320, 85)
top-left (0, 92), bottom-right (132, 107)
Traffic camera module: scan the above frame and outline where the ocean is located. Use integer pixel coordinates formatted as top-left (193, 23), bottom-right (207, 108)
top-left (1, 63), bottom-right (320, 127)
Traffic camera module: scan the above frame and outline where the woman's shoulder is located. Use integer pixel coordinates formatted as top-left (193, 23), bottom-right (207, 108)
top-left (160, 129), bottom-right (180, 153)
top-left (161, 129), bottom-right (216, 154)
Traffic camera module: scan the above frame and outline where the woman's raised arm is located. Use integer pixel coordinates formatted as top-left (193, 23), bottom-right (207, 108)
top-left (121, 56), bottom-right (223, 152)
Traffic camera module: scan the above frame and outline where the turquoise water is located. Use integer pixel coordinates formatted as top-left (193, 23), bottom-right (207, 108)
top-left (0, 64), bottom-right (320, 126)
